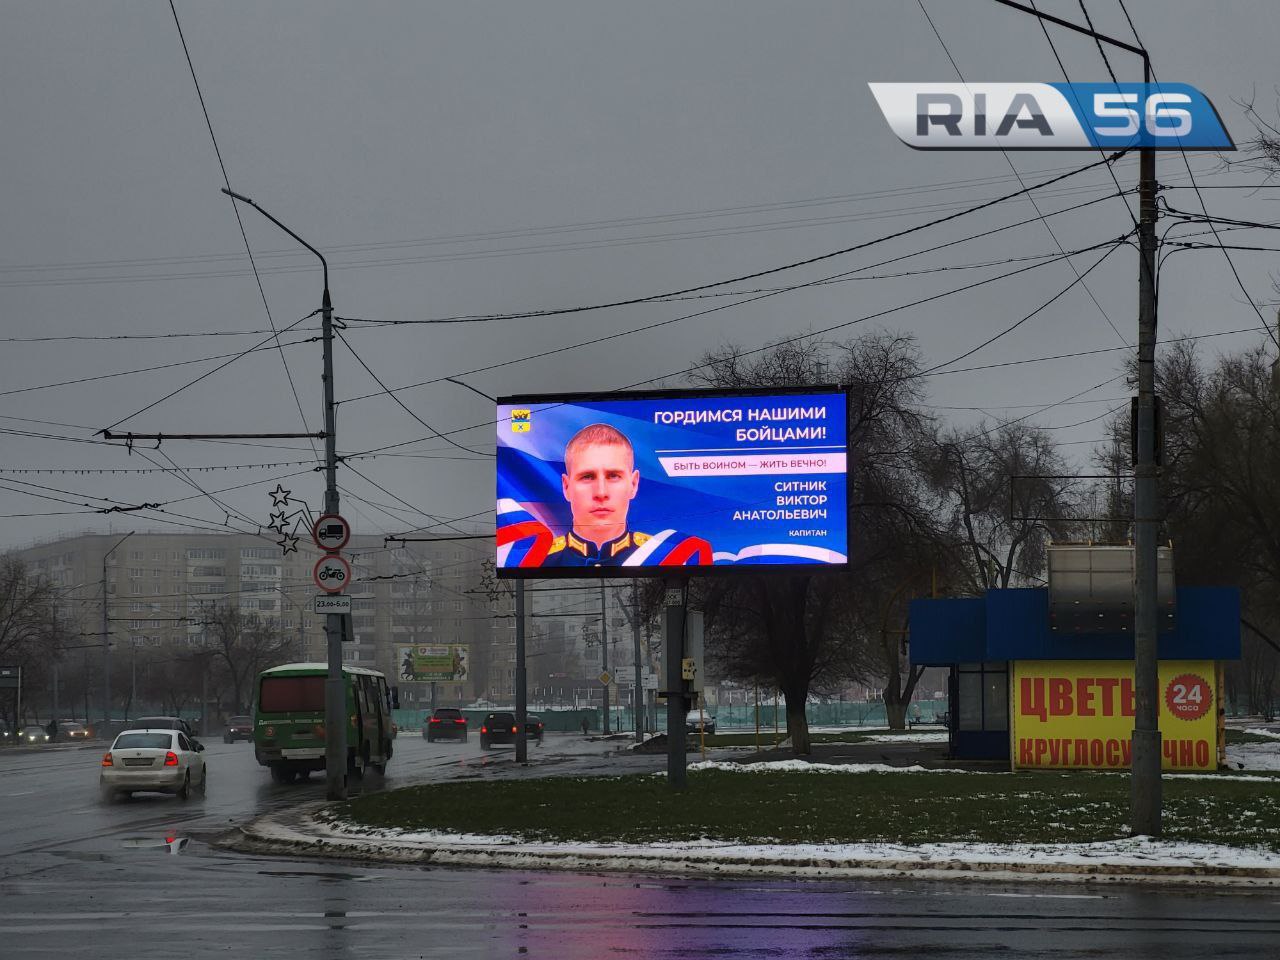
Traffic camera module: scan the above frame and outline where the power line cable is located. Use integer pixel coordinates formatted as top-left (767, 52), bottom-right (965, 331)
top-left (1116, 0), bottom-right (1280, 349)
top-left (338, 194), bottom-right (1129, 408)
top-left (918, 0), bottom-right (1133, 348)
top-left (919, 236), bottom-right (1130, 376)
top-left (100, 312), bottom-right (318, 429)
top-left (167, 0), bottom-right (319, 458)
top-left (338, 152), bottom-right (1128, 332)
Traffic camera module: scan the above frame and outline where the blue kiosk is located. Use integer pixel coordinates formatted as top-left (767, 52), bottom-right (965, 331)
top-left (909, 552), bottom-right (1240, 769)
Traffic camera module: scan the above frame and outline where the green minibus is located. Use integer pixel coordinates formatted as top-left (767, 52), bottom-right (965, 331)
top-left (253, 662), bottom-right (396, 784)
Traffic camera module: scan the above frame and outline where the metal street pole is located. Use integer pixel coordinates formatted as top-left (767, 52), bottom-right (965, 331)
top-left (222, 188), bottom-right (347, 801)
top-left (515, 580), bottom-right (528, 762)
top-left (632, 580), bottom-right (643, 743)
top-left (663, 580), bottom-right (687, 789)
top-left (990, 0), bottom-right (1161, 837)
top-left (599, 580), bottom-right (610, 735)
top-left (101, 531), bottom-right (134, 728)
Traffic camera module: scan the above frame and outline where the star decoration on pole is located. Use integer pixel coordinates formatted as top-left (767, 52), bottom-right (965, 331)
top-left (277, 533), bottom-right (300, 555)
top-left (269, 484), bottom-right (292, 508)
top-left (267, 510), bottom-right (289, 534)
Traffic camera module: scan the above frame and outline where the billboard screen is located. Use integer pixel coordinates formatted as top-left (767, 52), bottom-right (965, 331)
top-left (396, 644), bottom-right (469, 683)
top-left (496, 387), bottom-right (848, 576)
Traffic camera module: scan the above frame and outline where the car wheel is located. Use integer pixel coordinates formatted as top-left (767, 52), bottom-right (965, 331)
top-left (99, 785), bottom-right (116, 804)
top-left (177, 771), bottom-right (191, 801)
top-left (480, 739), bottom-right (489, 750)
top-left (198, 765), bottom-right (208, 794)
top-left (270, 762), bottom-right (293, 785)
top-left (223, 734), bottom-right (231, 744)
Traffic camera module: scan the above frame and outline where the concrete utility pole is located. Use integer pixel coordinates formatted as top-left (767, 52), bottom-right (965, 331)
top-left (599, 580), bottom-right (610, 735)
top-left (1131, 87), bottom-right (1163, 835)
top-left (101, 531), bottom-right (134, 727)
top-left (992, 0), bottom-right (1161, 835)
top-left (222, 188), bottom-right (348, 802)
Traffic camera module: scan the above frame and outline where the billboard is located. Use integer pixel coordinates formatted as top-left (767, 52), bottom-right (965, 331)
top-left (496, 387), bottom-right (848, 576)
top-left (1010, 660), bottom-right (1220, 772)
top-left (396, 643), bottom-right (469, 683)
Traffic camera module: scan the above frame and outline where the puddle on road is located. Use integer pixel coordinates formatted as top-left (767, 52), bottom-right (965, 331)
top-left (257, 869), bottom-right (382, 883)
top-left (120, 835), bottom-right (189, 854)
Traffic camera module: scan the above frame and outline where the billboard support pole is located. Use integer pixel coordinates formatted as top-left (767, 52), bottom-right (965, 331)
top-left (632, 580), bottom-right (643, 744)
top-left (515, 579), bottom-right (528, 763)
top-left (599, 580), bottom-right (611, 735)
top-left (663, 579), bottom-right (687, 789)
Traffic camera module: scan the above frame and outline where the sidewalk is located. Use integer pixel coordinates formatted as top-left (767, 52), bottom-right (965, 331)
top-left (220, 733), bottom-right (1280, 888)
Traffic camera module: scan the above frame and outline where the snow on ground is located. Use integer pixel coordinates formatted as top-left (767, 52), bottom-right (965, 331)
top-left (246, 813), bottom-right (1280, 887)
top-left (1226, 743), bottom-right (1280, 771)
top-left (230, 738), bottom-right (1280, 886)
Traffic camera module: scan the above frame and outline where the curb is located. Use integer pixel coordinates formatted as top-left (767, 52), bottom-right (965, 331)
top-left (218, 808), bottom-right (1280, 889)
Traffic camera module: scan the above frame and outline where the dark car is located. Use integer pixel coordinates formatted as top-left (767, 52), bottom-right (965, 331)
top-left (223, 716), bottom-right (253, 743)
top-left (423, 707), bottom-right (468, 742)
top-left (479, 712), bottom-right (518, 750)
top-left (127, 716), bottom-right (200, 742)
top-left (685, 713), bottom-right (717, 736)
top-left (479, 712), bottom-right (544, 749)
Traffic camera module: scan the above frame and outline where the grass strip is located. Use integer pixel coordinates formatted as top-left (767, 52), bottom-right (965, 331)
top-left (332, 768), bottom-right (1280, 850)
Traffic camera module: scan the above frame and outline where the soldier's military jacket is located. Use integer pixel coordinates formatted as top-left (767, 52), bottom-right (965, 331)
top-left (541, 530), bottom-right (652, 567)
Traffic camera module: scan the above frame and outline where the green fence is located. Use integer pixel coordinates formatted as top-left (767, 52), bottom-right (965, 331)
top-left (396, 700), bottom-right (949, 736)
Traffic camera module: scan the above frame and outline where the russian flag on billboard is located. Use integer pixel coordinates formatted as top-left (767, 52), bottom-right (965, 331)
top-left (619, 529), bottom-right (713, 567)
top-left (496, 498), bottom-right (555, 568)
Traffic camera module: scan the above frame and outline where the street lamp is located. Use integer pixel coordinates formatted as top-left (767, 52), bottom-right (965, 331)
top-left (220, 187), bottom-right (347, 801)
top-left (102, 531), bottom-right (134, 728)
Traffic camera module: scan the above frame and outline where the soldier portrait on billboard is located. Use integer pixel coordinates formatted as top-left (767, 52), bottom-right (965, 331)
top-left (541, 423), bottom-right (710, 568)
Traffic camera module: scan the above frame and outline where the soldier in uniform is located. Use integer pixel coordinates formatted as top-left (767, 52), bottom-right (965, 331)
top-left (542, 422), bottom-right (710, 568)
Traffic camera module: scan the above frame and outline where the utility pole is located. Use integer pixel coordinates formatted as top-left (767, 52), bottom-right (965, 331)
top-left (101, 531), bottom-right (134, 728)
top-left (599, 580), bottom-right (610, 735)
top-left (991, 0), bottom-right (1162, 836)
top-left (222, 188), bottom-right (348, 801)
top-left (1131, 75), bottom-right (1163, 834)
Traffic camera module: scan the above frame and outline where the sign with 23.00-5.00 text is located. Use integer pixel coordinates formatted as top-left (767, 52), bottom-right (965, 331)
top-left (1010, 659), bottom-right (1219, 771)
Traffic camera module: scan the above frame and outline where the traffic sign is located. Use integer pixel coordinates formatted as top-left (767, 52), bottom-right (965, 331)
top-left (312, 513), bottom-right (351, 551)
top-left (599, 671), bottom-right (612, 685)
top-left (313, 554), bottom-right (352, 594)
top-left (314, 594), bottom-right (352, 615)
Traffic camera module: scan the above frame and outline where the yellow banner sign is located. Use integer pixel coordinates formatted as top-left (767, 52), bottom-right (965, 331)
top-left (1010, 660), bottom-right (1218, 771)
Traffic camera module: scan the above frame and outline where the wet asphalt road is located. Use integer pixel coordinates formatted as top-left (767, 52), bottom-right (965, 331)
top-left (2, 733), bottom-right (1279, 959)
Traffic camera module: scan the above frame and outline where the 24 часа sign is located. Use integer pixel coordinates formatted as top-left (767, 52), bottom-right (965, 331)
top-left (495, 388), bottom-right (849, 576)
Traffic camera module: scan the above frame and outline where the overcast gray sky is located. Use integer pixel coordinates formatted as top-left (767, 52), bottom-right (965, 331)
top-left (2, 0), bottom-right (1278, 551)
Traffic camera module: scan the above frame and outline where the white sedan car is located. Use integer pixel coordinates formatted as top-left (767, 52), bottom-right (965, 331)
top-left (100, 729), bottom-right (207, 802)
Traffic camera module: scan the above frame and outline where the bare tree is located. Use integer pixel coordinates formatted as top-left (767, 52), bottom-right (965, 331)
top-left (690, 333), bottom-right (940, 749)
top-left (921, 422), bottom-right (1079, 594)
top-left (201, 605), bottom-right (295, 714)
top-left (1138, 341), bottom-right (1280, 716)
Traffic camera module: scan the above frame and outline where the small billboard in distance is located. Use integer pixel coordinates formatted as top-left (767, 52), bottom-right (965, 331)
top-left (496, 387), bottom-right (848, 576)
top-left (396, 644), bottom-right (469, 683)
